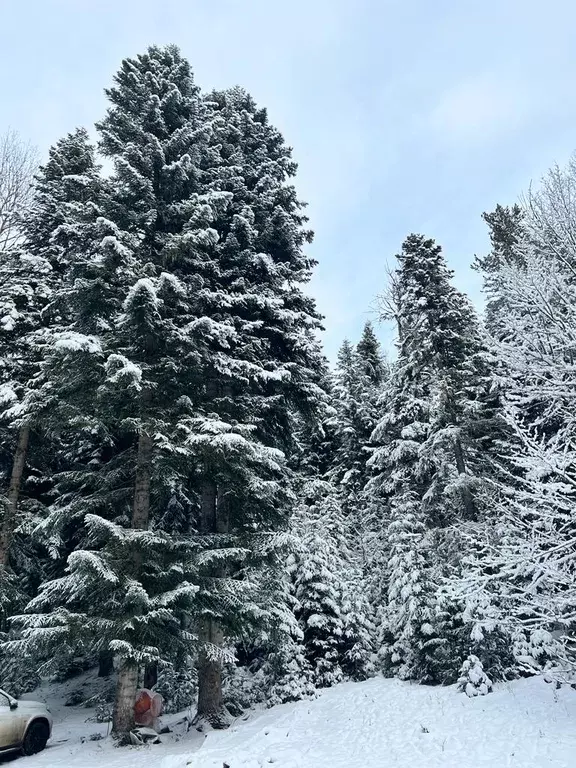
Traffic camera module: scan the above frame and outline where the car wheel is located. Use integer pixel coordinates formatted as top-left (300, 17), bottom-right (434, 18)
top-left (21, 720), bottom-right (50, 756)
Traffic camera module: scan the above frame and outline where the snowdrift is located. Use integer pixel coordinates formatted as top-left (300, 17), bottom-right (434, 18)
top-left (18, 675), bottom-right (576, 768)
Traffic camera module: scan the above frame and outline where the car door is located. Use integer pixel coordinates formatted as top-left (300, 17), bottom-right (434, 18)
top-left (0, 691), bottom-right (21, 749)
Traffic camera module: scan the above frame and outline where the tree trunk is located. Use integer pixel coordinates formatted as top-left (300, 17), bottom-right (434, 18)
top-left (216, 485), bottom-right (230, 537)
top-left (453, 435), bottom-right (477, 521)
top-left (143, 662), bottom-right (157, 690)
top-left (98, 650), bottom-right (114, 678)
top-left (112, 428), bottom-right (154, 737)
top-left (112, 659), bottom-right (138, 736)
top-left (0, 423), bottom-right (30, 568)
top-left (196, 616), bottom-right (226, 726)
top-left (132, 431), bottom-right (153, 530)
top-left (195, 478), bottom-right (229, 728)
top-left (200, 478), bottom-right (217, 532)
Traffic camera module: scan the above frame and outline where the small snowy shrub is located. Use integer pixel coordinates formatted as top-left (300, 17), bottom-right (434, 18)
top-left (263, 633), bottom-right (317, 706)
top-left (457, 654), bottom-right (493, 697)
top-left (223, 663), bottom-right (267, 715)
top-left (156, 660), bottom-right (197, 714)
top-left (89, 701), bottom-right (113, 724)
top-left (84, 693), bottom-right (114, 724)
top-left (83, 681), bottom-right (116, 723)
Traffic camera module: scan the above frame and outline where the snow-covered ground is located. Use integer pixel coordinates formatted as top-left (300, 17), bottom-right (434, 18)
top-left (5, 674), bottom-right (576, 767)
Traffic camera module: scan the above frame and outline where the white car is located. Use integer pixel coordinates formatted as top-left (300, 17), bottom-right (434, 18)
top-left (0, 688), bottom-right (52, 756)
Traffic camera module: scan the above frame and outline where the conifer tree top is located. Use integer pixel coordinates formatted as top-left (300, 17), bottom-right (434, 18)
top-left (98, 45), bottom-right (199, 155)
top-left (38, 128), bottom-right (95, 182)
top-left (356, 321), bottom-right (385, 385)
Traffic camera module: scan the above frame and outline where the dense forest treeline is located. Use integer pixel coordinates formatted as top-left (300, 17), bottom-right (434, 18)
top-left (0, 44), bottom-right (574, 739)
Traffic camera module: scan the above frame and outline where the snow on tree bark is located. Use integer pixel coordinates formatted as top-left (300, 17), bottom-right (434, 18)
top-left (0, 423), bottom-right (30, 568)
top-left (195, 475), bottom-right (230, 727)
top-left (111, 428), bottom-right (153, 735)
top-left (113, 659), bottom-right (139, 736)
top-left (131, 430), bottom-right (153, 532)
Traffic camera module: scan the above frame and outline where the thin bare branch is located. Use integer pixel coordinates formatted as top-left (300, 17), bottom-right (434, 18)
top-left (0, 130), bottom-right (38, 252)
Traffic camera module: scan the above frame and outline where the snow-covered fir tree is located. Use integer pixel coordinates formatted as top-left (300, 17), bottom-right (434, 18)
top-left (293, 484), bottom-right (373, 687)
top-left (473, 204), bottom-right (526, 337)
top-left (356, 321), bottom-right (386, 387)
top-left (0, 129), bottom-right (101, 627)
top-left (330, 326), bottom-right (385, 525)
top-left (12, 47), bottom-right (209, 736)
top-left (367, 234), bottom-right (506, 684)
top-left (260, 551), bottom-right (316, 707)
top-left (265, 480), bottom-right (373, 700)
top-left (457, 654), bottom-right (493, 697)
top-left (178, 84), bottom-right (326, 726)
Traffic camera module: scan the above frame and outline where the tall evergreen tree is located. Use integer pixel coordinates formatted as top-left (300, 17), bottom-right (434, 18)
top-left (181, 85), bottom-right (325, 726)
top-left (367, 234), bottom-right (503, 683)
top-left (0, 130), bottom-right (100, 617)
top-left (292, 486), bottom-right (373, 688)
top-left (356, 321), bottom-right (386, 386)
top-left (330, 328), bottom-right (384, 525)
top-left (13, 46), bottom-right (209, 736)
top-left (12, 47), bottom-right (326, 734)
top-left (473, 204), bottom-right (525, 337)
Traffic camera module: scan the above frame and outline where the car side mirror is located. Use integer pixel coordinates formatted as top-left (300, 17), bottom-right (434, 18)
top-left (9, 701), bottom-right (17, 710)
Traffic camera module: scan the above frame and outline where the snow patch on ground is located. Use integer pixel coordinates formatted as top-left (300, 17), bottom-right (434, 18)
top-left (3, 674), bottom-right (575, 767)
top-left (170, 676), bottom-right (576, 768)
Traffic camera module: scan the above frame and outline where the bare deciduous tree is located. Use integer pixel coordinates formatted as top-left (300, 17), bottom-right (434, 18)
top-left (0, 132), bottom-right (37, 574)
top-left (374, 261), bottom-right (402, 340)
top-left (0, 129), bottom-right (38, 252)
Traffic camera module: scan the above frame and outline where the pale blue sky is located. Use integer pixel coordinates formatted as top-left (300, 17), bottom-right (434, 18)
top-left (2, 0), bottom-right (576, 359)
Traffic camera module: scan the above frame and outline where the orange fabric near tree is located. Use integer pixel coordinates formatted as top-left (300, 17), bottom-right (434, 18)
top-left (134, 690), bottom-right (153, 718)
